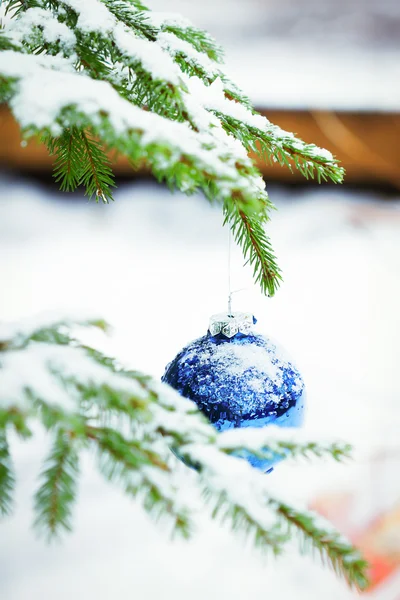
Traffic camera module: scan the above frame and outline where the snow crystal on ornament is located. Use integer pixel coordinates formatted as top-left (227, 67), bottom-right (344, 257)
top-left (162, 320), bottom-right (306, 472)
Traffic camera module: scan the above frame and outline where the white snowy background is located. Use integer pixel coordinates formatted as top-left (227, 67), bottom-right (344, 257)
top-left (0, 174), bottom-right (400, 600)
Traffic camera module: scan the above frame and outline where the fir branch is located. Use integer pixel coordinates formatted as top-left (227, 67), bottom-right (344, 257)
top-left (272, 501), bottom-right (369, 591)
top-left (187, 443), bottom-right (368, 588)
top-left (74, 40), bottom-right (113, 81)
top-left (34, 429), bottom-right (79, 537)
top-left (184, 446), bottom-right (291, 556)
top-left (102, 1), bottom-right (154, 36)
top-left (93, 426), bottom-right (193, 538)
top-left (101, 0), bottom-right (224, 63)
top-left (0, 432), bottom-right (15, 517)
top-left (217, 428), bottom-right (352, 462)
top-left (80, 130), bottom-right (115, 203)
top-left (219, 114), bottom-right (345, 184)
top-left (224, 201), bottom-right (282, 297)
top-left (137, 476), bottom-right (193, 539)
top-left (202, 486), bottom-right (288, 555)
top-left (0, 315), bottom-right (369, 588)
top-left (0, 407), bottom-right (33, 439)
top-left (162, 24), bottom-right (223, 64)
top-left (45, 128), bottom-right (83, 192)
top-left (0, 1), bottom-right (347, 296)
top-left (89, 426), bottom-right (168, 471)
top-left (46, 126), bottom-right (116, 202)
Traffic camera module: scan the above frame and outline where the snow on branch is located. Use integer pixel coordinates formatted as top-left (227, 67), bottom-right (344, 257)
top-left (1, 0), bottom-right (344, 295)
top-left (0, 315), bottom-right (368, 588)
top-left (185, 444), bottom-right (368, 590)
top-left (216, 426), bottom-right (352, 462)
top-left (5, 6), bottom-right (76, 51)
top-left (0, 51), bottom-right (261, 194)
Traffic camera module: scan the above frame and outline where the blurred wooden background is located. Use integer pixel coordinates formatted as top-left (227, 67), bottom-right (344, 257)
top-left (1, 106), bottom-right (399, 188)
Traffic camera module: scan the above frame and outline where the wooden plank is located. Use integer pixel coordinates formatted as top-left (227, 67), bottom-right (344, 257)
top-left (1, 106), bottom-right (399, 186)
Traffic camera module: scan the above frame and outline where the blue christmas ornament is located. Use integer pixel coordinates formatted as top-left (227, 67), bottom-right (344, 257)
top-left (162, 312), bottom-right (306, 472)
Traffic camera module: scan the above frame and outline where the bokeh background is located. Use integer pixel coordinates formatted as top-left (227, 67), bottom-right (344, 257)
top-left (1, 1), bottom-right (400, 599)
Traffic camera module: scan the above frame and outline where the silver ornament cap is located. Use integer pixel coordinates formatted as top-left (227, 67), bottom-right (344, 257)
top-left (209, 312), bottom-right (254, 338)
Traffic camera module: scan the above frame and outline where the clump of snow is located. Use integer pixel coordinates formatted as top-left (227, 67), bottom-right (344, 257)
top-left (61, 0), bottom-right (116, 34)
top-left (291, 140), bottom-right (333, 161)
top-left (60, 0), bottom-right (183, 85)
top-left (206, 342), bottom-right (280, 380)
top-left (6, 7), bottom-right (76, 51)
top-left (157, 31), bottom-right (218, 76)
top-left (144, 11), bottom-right (193, 30)
top-left (113, 23), bottom-right (182, 85)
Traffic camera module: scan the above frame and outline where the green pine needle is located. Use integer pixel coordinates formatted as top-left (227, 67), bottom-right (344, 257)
top-left (46, 128), bottom-right (83, 192)
top-left (34, 430), bottom-right (80, 537)
top-left (80, 131), bottom-right (116, 203)
top-left (222, 440), bottom-right (352, 463)
top-left (0, 432), bottom-right (15, 517)
top-left (273, 501), bottom-right (369, 591)
top-left (224, 201), bottom-right (282, 297)
top-left (46, 128), bottom-right (116, 202)
top-left (92, 426), bottom-right (193, 538)
top-left (202, 487), bottom-right (288, 556)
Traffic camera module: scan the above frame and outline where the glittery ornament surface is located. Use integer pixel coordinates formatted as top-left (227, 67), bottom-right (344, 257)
top-left (162, 329), bottom-right (306, 472)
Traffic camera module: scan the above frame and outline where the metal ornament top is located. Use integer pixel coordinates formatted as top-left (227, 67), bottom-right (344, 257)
top-left (209, 312), bottom-right (254, 339)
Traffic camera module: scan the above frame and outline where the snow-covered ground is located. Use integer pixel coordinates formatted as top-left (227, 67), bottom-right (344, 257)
top-left (0, 174), bottom-right (400, 599)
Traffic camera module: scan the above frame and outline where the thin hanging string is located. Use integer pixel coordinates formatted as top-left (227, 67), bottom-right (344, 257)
top-left (228, 228), bottom-right (232, 316)
top-left (227, 227), bottom-right (248, 315)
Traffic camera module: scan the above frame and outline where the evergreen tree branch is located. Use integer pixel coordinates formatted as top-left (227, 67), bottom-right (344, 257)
top-left (272, 501), bottom-right (369, 591)
top-left (202, 485), bottom-right (288, 555)
top-left (0, 1), bottom-right (346, 295)
top-left (34, 429), bottom-right (79, 537)
top-left (92, 426), bottom-right (193, 538)
top-left (0, 431), bottom-right (15, 517)
top-left (185, 444), bottom-right (368, 589)
top-left (45, 128), bottom-right (83, 192)
top-left (0, 315), bottom-right (369, 588)
top-left (224, 201), bottom-right (282, 297)
top-left (80, 130), bottom-right (116, 203)
top-left (218, 114), bottom-right (345, 184)
top-left (216, 427), bottom-right (352, 462)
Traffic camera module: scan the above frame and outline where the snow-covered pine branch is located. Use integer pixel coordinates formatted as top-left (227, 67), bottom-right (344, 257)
top-left (0, 315), bottom-right (367, 589)
top-left (0, 0), bottom-right (344, 296)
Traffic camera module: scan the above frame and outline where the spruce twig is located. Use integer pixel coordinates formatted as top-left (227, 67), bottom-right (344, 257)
top-left (0, 432), bottom-right (14, 517)
top-left (272, 501), bottom-right (369, 591)
top-left (34, 430), bottom-right (79, 537)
